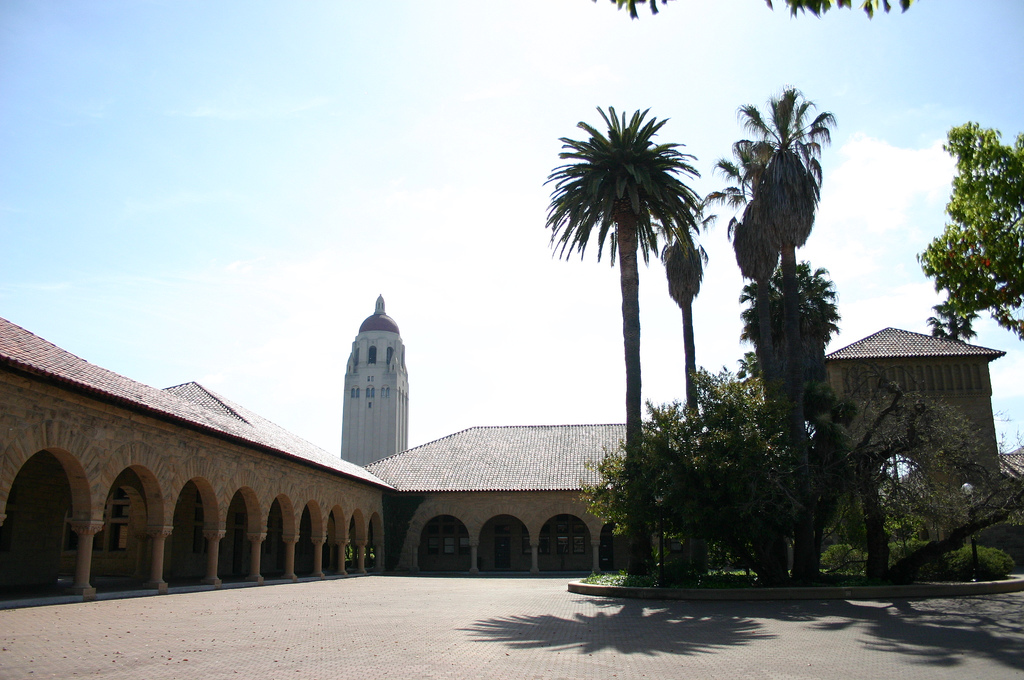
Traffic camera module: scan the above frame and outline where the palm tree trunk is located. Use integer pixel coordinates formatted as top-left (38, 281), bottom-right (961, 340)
top-left (682, 300), bottom-right (696, 410)
top-left (755, 278), bottom-right (777, 382)
top-left (780, 243), bottom-right (816, 581)
top-left (615, 208), bottom-right (650, 576)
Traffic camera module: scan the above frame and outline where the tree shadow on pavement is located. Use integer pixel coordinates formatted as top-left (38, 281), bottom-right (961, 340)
top-left (462, 597), bottom-right (774, 656)
top-left (463, 592), bottom-right (1024, 670)
top-left (760, 594), bottom-right (1024, 670)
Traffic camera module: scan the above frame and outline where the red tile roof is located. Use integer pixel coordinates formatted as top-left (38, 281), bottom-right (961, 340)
top-left (366, 424), bottom-right (625, 492)
top-left (826, 328), bottom-right (1005, 362)
top-left (0, 316), bottom-right (391, 489)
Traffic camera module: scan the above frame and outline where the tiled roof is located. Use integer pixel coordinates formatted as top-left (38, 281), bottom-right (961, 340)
top-left (0, 316), bottom-right (390, 489)
top-left (825, 328), bottom-right (1005, 362)
top-left (1002, 451), bottom-right (1024, 479)
top-left (366, 424), bottom-right (625, 492)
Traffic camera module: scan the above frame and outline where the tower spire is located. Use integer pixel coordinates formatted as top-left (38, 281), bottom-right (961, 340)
top-left (375, 295), bottom-right (385, 315)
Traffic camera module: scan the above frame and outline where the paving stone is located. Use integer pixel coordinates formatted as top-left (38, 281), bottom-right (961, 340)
top-left (1, 575), bottom-right (1022, 679)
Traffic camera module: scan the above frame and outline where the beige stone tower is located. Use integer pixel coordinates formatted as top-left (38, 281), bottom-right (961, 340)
top-left (341, 296), bottom-right (409, 466)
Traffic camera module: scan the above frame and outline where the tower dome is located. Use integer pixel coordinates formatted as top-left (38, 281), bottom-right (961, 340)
top-left (358, 295), bottom-right (400, 334)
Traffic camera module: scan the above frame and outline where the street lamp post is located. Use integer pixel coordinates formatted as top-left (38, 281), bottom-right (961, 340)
top-left (962, 483), bottom-right (980, 582)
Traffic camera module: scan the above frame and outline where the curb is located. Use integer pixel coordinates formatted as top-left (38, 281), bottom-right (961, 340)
top-left (568, 575), bottom-right (1024, 601)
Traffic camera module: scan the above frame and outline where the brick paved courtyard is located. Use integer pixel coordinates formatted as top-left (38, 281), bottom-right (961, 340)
top-left (1, 575), bottom-right (1022, 679)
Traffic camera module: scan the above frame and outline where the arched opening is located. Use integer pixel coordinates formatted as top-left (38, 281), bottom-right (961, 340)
top-left (386, 347), bottom-right (394, 365)
top-left (368, 346), bottom-right (377, 364)
top-left (296, 505), bottom-right (314, 575)
top-left (0, 450), bottom-right (78, 589)
top-left (479, 514), bottom-right (530, 572)
top-left (220, 489), bottom-right (259, 579)
top-left (537, 514), bottom-right (591, 571)
top-left (418, 515), bottom-right (470, 572)
top-left (326, 506), bottom-right (345, 574)
top-left (346, 509), bottom-right (366, 572)
top-left (368, 512), bottom-right (383, 572)
top-left (168, 479), bottom-right (217, 581)
top-left (87, 467), bottom-right (161, 584)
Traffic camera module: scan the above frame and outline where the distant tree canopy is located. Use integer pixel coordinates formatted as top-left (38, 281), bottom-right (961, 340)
top-left (920, 123), bottom-right (1024, 340)
top-left (599, 0), bottom-right (914, 19)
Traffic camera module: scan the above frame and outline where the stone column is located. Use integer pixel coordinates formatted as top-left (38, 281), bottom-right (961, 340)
top-left (282, 536), bottom-right (298, 582)
top-left (410, 541), bottom-right (420, 574)
top-left (70, 521), bottom-right (104, 600)
top-left (355, 540), bottom-right (367, 574)
top-left (591, 539), bottom-right (602, 574)
top-left (145, 527), bottom-right (174, 594)
top-left (530, 540), bottom-right (540, 575)
top-left (469, 540), bottom-right (479, 575)
top-left (246, 532), bottom-right (266, 585)
top-left (202, 530), bottom-right (225, 587)
top-left (312, 538), bottom-right (325, 578)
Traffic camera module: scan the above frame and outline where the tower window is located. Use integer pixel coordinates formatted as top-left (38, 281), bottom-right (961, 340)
top-left (382, 387), bottom-right (390, 398)
top-left (387, 347), bottom-right (394, 364)
top-left (353, 348), bottom-right (359, 366)
top-left (367, 387), bottom-right (375, 398)
top-left (368, 402), bottom-right (372, 408)
top-left (368, 346), bottom-right (377, 364)
top-left (351, 387), bottom-right (360, 398)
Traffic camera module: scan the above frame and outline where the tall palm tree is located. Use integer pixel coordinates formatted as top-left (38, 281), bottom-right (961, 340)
top-left (928, 300), bottom-right (978, 342)
top-left (708, 141), bottom-right (780, 382)
top-left (738, 88), bottom-right (836, 581)
top-left (663, 232), bottom-right (707, 410)
top-left (547, 107), bottom-right (701, 573)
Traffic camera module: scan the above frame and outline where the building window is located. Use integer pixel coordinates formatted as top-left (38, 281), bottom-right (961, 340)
top-left (382, 387), bottom-right (390, 398)
top-left (387, 347), bottom-right (394, 365)
top-left (368, 346), bottom-right (377, 364)
top-left (351, 387), bottom-right (359, 398)
top-left (424, 515), bottom-right (469, 555)
top-left (107, 488), bottom-right (130, 551)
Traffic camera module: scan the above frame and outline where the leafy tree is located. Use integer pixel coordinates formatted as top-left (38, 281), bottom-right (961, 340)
top-left (546, 107), bottom-right (701, 574)
top-left (600, 0), bottom-right (913, 19)
top-left (920, 123), bottom-right (1024, 339)
top-left (767, 0), bottom-right (914, 17)
top-left (844, 378), bottom-right (1024, 583)
top-left (642, 371), bottom-right (797, 585)
top-left (739, 262), bottom-right (840, 384)
top-left (738, 88), bottom-right (836, 580)
top-left (663, 228), bottom-right (708, 410)
top-left (927, 300), bottom-right (978, 342)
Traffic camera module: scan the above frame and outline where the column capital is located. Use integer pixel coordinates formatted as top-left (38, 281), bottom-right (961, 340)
top-left (311, 537), bottom-right (326, 547)
top-left (354, 539), bottom-right (367, 547)
top-left (203, 530), bottom-right (226, 541)
top-left (71, 520), bottom-right (105, 536)
top-left (282, 535), bottom-right (299, 545)
top-left (147, 526), bottom-right (174, 539)
top-left (248, 532), bottom-right (267, 544)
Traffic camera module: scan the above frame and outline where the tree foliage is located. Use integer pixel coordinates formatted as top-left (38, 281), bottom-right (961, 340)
top-left (927, 300), bottom-right (978, 342)
top-left (920, 122), bottom-right (1024, 339)
top-left (767, 0), bottom-right (914, 17)
top-left (587, 371), bottom-right (799, 585)
top-left (599, 0), bottom-right (914, 19)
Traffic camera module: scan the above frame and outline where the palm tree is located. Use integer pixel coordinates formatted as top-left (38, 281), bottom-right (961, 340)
top-left (739, 262), bottom-right (840, 383)
top-left (738, 87), bottom-right (836, 581)
top-left (708, 141), bottom-right (780, 382)
top-left (663, 232), bottom-right (707, 410)
top-left (547, 107), bottom-right (701, 573)
top-left (928, 300), bottom-right (978, 342)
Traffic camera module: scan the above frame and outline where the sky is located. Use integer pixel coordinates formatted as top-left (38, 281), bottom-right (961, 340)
top-left (1, 0), bottom-right (1022, 456)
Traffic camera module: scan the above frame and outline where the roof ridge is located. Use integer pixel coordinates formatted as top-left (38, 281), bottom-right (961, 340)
top-left (164, 381), bottom-right (251, 425)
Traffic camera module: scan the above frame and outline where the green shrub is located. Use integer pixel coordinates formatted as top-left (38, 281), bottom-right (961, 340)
top-left (918, 544), bottom-right (1015, 581)
top-left (821, 544), bottom-right (866, 576)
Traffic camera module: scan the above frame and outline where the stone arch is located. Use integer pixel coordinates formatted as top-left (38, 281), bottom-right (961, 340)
top-left (167, 477), bottom-right (220, 580)
top-left (349, 508), bottom-right (367, 543)
top-left (0, 449), bottom-right (80, 586)
top-left (101, 459), bottom-right (167, 529)
top-left (534, 511), bottom-right (594, 572)
top-left (2, 421), bottom-right (95, 521)
top-left (368, 511), bottom-right (384, 572)
top-left (478, 512), bottom-right (531, 572)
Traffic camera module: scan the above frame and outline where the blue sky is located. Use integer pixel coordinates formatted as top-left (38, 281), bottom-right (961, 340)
top-left (1, 0), bottom-right (1021, 453)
